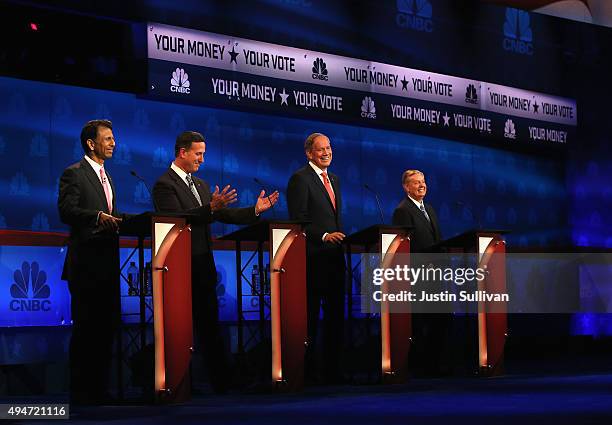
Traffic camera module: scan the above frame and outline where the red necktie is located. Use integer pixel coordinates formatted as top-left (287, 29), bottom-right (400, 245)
top-left (99, 167), bottom-right (113, 213)
top-left (321, 171), bottom-right (336, 210)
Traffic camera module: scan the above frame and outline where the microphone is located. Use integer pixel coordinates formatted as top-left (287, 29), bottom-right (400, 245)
top-left (364, 184), bottom-right (385, 224)
top-left (455, 200), bottom-right (482, 230)
top-left (131, 170), bottom-right (158, 211)
top-left (253, 177), bottom-right (276, 218)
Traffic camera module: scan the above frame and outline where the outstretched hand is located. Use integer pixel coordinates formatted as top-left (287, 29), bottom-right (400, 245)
top-left (210, 185), bottom-right (237, 211)
top-left (255, 190), bottom-right (280, 215)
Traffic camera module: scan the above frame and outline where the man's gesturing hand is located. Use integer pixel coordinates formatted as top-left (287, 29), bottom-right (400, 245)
top-left (255, 190), bottom-right (280, 215)
top-left (210, 185), bottom-right (237, 211)
top-left (324, 232), bottom-right (345, 244)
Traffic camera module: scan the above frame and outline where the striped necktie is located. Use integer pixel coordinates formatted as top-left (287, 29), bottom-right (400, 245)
top-left (186, 174), bottom-right (202, 206)
top-left (321, 171), bottom-right (336, 210)
top-left (419, 203), bottom-right (430, 222)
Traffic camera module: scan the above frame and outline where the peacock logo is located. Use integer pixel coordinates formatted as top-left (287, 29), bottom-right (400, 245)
top-left (9, 261), bottom-right (51, 311)
top-left (311, 58), bottom-right (329, 81)
top-left (503, 8), bottom-right (534, 55)
top-left (170, 67), bottom-right (191, 94)
top-left (360, 96), bottom-right (377, 119)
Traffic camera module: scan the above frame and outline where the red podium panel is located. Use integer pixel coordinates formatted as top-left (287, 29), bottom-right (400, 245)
top-left (218, 220), bottom-right (307, 391)
top-left (270, 223), bottom-right (307, 391)
top-left (439, 229), bottom-right (508, 376)
top-left (476, 233), bottom-right (507, 376)
top-left (151, 216), bottom-right (193, 403)
top-left (379, 231), bottom-right (411, 382)
top-left (345, 225), bottom-right (412, 383)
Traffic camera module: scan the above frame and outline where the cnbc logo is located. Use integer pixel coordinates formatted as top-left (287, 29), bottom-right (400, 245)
top-left (311, 58), bottom-right (329, 81)
top-left (396, 0), bottom-right (433, 33)
top-left (170, 67), bottom-right (191, 94)
top-left (9, 261), bottom-right (51, 312)
top-left (465, 84), bottom-right (478, 105)
top-left (361, 96), bottom-right (377, 119)
top-left (503, 8), bottom-right (534, 56)
top-left (504, 119), bottom-right (517, 139)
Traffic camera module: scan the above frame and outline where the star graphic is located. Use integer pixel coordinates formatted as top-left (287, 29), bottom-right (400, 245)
top-left (279, 88), bottom-right (289, 106)
top-left (443, 112), bottom-right (450, 126)
top-left (229, 46), bottom-right (239, 64)
top-left (533, 101), bottom-right (539, 113)
top-left (401, 76), bottom-right (409, 91)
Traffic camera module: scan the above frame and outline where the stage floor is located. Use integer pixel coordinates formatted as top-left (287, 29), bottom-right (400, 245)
top-left (21, 373), bottom-right (612, 424)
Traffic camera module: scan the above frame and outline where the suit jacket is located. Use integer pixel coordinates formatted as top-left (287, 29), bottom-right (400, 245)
top-left (392, 197), bottom-right (441, 252)
top-left (58, 158), bottom-right (126, 282)
top-left (152, 167), bottom-right (257, 258)
top-left (287, 165), bottom-right (343, 257)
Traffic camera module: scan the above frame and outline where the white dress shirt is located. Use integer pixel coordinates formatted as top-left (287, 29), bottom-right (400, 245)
top-left (84, 155), bottom-right (114, 202)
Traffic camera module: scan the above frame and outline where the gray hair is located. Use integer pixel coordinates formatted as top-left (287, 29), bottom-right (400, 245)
top-left (304, 132), bottom-right (328, 152)
top-left (401, 169), bottom-right (424, 185)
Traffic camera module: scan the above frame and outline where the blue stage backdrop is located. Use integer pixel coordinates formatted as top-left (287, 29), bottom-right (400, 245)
top-left (0, 75), bottom-right (568, 244)
top-left (0, 73), bottom-right (572, 329)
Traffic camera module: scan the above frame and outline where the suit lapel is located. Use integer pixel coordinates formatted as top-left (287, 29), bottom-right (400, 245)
top-left (81, 158), bottom-right (109, 213)
top-left (193, 177), bottom-right (210, 205)
top-left (407, 198), bottom-right (434, 234)
top-left (425, 203), bottom-right (439, 238)
top-left (329, 173), bottom-right (341, 212)
top-left (107, 171), bottom-right (117, 214)
top-left (307, 166), bottom-right (336, 213)
top-left (168, 168), bottom-right (201, 208)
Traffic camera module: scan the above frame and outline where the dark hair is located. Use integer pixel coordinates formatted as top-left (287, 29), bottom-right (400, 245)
top-left (175, 131), bottom-right (205, 156)
top-left (304, 132), bottom-right (327, 152)
top-left (80, 119), bottom-right (112, 153)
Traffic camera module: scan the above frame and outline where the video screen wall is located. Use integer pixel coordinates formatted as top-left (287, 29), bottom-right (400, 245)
top-left (0, 74), bottom-right (569, 328)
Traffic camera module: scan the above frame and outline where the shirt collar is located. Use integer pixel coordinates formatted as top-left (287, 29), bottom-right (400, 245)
top-left (407, 195), bottom-right (425, 209)
top-left (171, 161), bottom-right (190, 185)
top-left (308, 161), bottom-right (328, 176)
top-left (83, 155), bottom-right (103, 176)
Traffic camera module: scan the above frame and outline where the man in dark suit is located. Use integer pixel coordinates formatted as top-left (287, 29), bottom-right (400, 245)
top-left (58, 119), bottom-right (127, 404)
top-left (392, 169), bottom-right (447, 376)
top-left (152, 130), bottom-right (278, 393)
top-left (287, 132), bottom-right (346, 384)
top-left (392, 169), bottom-right (441, 252)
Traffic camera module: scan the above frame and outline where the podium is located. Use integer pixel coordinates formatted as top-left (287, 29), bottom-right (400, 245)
top-left (121, 212), bottom-right (194, 403)
top-left (220, 220), bottom-right (307, 390)
top-left (435, 229), bottom-right (508, 376)
top-left (345, 225), bottom-right (412, 382)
